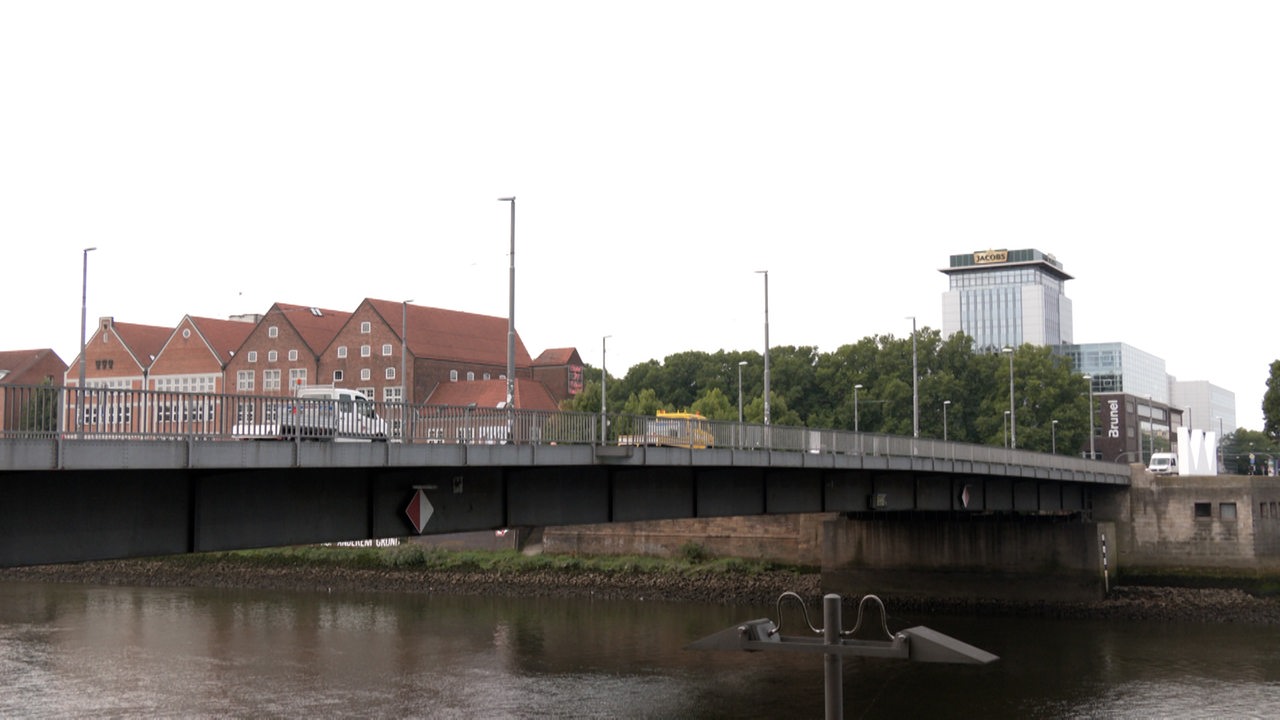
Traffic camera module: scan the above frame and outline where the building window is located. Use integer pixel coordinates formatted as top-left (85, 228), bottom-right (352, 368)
top-left (361, 345), bottom-right (371, 358)
top-left (450, 370), bottom-right (458, 382)
top-left (289, 368), bottom-right (307, 387)
top-left (288, 349), bottom-right (298, 362)
top-left (358, 387), bottom-right (374, 398)
top-left (483, 372), bottom-right (491, 380)
top-left (360, 368), bottom-right (371, 381)
top-left (467, 371), bottom-right (475, 381)
top-left (337, 346), bottom-right (348, 359)
top-left (386, 367), bottom-right (396, 380)
top-left (1194, 502), bottom-right (1212, 519)
top-left (264, 369), bottom-right (281, 391)
top-left (382, 343), bottom-right (392, 356)
top-left (248, 351), bottom-right (257, 363)
top-left (333, 370), bottom-right (344, 383)
top-left (268, 350), bottom-right (278, 362)
top-left (237, 370), bottom-right (254, 392)
top-left (384, 386), bottom-right (402, 402)
top-left (1220, 503), bottom-right (1237, 521)
top-left (360, 321), bottom-right (371, 334)
top-left (268, 326), bottom-right (279, 338)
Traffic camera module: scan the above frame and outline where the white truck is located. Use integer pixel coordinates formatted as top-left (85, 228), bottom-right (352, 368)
top-left (231, 385), bottom-right (389, 442)
top-left (1147, 452), bottom-right (1178, 475)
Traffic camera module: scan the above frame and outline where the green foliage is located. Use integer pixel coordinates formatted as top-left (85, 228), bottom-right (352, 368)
top-left (1264, 360), bottom-right (1280, 441)
top-left (678, 541), bottom-right (711, 562)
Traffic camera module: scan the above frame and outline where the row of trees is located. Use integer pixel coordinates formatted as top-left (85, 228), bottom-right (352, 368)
top-left (566, 328), bottom-right (1100, 456)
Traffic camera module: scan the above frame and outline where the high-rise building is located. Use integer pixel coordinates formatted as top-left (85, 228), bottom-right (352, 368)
top-left (940, 248), bottom-right (1073, 351)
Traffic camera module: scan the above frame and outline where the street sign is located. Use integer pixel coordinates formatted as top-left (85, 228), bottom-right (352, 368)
top-left (405, 489), bottom-right (434, 534)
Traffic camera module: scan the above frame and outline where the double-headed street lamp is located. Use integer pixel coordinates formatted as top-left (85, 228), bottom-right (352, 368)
top-left (1002, 346), bottom-right (1016, 449)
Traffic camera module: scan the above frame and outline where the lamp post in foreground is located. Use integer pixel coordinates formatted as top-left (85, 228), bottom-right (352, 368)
top-left (737, 360), bottom-right (747, 423)
top-left (1051, 419), bottom-right (1058, 454)
top-left (908, 316), bottom-right (918, 438)
top-left (853, 384), bottom-right (863, 434)
top-left (77, 246), bottom-right (97, 438)
top-left (401, 299), bottom-right (413, 440)
top-left (943, 400), bottom-right (951, 442)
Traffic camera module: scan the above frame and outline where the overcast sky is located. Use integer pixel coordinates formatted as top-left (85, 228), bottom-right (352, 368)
top-left (3, 2), bottom-right (1276, 430)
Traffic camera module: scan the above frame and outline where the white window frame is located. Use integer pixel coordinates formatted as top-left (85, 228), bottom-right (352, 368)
top-left (237, 370), bottom-right (254, 392)
top-left (360, 368), bottom-right (371, 381)
top-left (361, 345), bottom-right (371, 358)
top-left (337, 346), bottom-right (348, 359)
top-left (268, 350), bottom-right (278, 362)
top-left (268, 325), bottom-right (279, 338)
top-left (360, 321), bottom-right (371, 334)
top-left (333, 370), bottom-right (344, 382)
top-left (247, 351), bottom-right (258, 363)
top-left (385, 367), bottom-right (396, 380)
top-left (288, 349), bottom-right (298, 362)
top-left (381, 343), bottom-right (393, 356)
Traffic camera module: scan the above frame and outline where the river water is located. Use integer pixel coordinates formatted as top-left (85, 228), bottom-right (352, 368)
top-left (2, 579), bottom-right (1279, 719)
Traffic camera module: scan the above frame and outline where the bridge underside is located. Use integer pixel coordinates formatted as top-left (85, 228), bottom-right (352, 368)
top-left (0, 463), bottom-right (1099, 567)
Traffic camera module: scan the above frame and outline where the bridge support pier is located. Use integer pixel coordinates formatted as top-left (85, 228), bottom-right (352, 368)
top-left (821, 515), bottom-right (1115, 603)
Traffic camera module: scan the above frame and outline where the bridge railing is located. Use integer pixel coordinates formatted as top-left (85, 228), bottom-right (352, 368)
top-left (0, 383), bottom-right (1119, 476)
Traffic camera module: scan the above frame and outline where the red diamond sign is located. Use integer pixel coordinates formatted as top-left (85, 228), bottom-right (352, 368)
top-left (405, 489), bottom-right (434, 534)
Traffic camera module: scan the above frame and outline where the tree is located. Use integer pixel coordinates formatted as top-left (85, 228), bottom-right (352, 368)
top-left (690, 387), bottom-right (734, 421)
top-left (1264, 360), bottom-right (1280, 441)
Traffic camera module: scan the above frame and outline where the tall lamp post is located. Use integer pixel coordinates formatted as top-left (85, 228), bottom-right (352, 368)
top-left (77, 246), bottom-right (97, 438)
top-left (1004, 410), bottom-right (1010, 449)
top-left (908, 316), bottom-right (918, 438)
top-left (737, 360), bottom-right (747, 423)
top-left (1051, 419), bottom-right (1058, 455)
top-left (1083, 374), bottom-right (1094, 459)
top-left (498, 197), bottom-right (516, 412)
top-left (401, 299), bottom-right (413, 441)
top-left (942, 400), bottom-right (951, 442)
top-left (756, 270), bottom-right (770, 425)
top-left (1002, 346), bottom-right (1016, 449)
top-left (853, 384), bottom-right (863, 433)
top-left (601, 335), bottom-right (611, 443)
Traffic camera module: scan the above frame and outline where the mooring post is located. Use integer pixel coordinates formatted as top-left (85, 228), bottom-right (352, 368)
top-left (824, 593), bottom-right (843, 720)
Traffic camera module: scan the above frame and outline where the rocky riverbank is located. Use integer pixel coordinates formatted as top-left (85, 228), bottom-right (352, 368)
top-left (5, 558), bottom-right (1280, 624)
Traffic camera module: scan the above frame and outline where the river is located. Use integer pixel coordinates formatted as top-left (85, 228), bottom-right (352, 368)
top-left (2, 579), bottom-right (1278, 719)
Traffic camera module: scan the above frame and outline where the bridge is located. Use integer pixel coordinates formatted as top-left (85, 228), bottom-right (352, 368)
top-left (0, 384), bottom-right (1130, 568)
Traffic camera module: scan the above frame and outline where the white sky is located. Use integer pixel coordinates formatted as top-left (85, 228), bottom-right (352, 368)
top-left (3, 2), bottom-right (1276, 430)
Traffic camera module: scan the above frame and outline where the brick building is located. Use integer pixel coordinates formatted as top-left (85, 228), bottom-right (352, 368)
top-left (0, 348), bottom-right (67, 435)
top-left (223, 303), bottom-right (350, 398)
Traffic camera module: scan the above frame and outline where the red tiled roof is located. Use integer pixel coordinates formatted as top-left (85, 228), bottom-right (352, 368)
top-left (110, 321), bottom-right (172, 367)
top-left (424, 378), bottom-right (559, 412)
top-left (273, 303), bottom-right (352, 356)
top-left (533, 348), bottom-right (579, 366)
top-left (366, 299), bottom-right (534, 367)
top-left (188, 316), bottom-right (257, 364)
top-left (0, 348), bottom-right (65, 382)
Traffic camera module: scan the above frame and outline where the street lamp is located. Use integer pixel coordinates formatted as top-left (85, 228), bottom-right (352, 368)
top-left (737, 360), bottom-right (748, 423)
top-left (601, 335), bottom-right (611, 443)
top-left (1051, 419), bottom-right (1058, 455)
top-left (77, 246), bottom-right (97, 438)
top-left (942, 400), bottom-right (951, 442)
top-left (1004, 410), bottom-right (1010, 449)
top-left (907, 316), bottom-right (918, 438)
top-left (498, 197), bottom-right (516, 412)
top-left (401, 299), bottom-right (414, 441)
top-left (756, 270), bottom-right (770, 425)
top-left (1002, 347), bottom-right (1016, 449)
top-left (853, 384), bottom-right (863, 434)
top-left (1082, 374), bottom-right (1094, 460)
top-left (1146, 395), bottom-right (1154, 462)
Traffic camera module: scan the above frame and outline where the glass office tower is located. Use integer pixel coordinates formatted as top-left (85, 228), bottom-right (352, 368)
top-left (940, 249), bottom-right (1073, 352)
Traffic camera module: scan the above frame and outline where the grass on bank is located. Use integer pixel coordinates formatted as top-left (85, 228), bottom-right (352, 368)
top-left (154, 541), bottom-right (817, 578)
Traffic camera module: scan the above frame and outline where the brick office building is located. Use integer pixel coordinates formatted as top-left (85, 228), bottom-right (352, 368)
top-left (223, 303), bottom-right (350, 398)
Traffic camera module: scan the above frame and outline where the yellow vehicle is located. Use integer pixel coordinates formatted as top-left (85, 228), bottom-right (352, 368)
top-left (617, 411), bottom-right (715, 449)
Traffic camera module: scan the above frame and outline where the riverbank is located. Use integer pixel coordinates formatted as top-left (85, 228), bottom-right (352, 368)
top-left (4, 552), bottom-right (1280, 624)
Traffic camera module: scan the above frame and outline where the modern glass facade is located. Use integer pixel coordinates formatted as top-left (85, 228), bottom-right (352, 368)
top-left (940, 249), bottom-right (1073, 352)
top-left (1058, 342), bottom-right (1169, 403)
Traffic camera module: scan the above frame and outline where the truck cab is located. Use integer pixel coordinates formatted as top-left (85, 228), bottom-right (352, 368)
top-left (1147, 452), bottom-right (1178, 475)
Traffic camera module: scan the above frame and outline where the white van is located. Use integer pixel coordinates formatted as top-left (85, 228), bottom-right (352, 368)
top-left (1147, 452), bottom-right (1177, 475)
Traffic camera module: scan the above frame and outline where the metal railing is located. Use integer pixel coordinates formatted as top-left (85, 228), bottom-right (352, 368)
top-left (0, 382), bottom-right (1122, 477)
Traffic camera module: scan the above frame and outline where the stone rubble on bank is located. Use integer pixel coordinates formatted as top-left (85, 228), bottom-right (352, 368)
top-left (4, 560), bottom-right (1280, 624)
